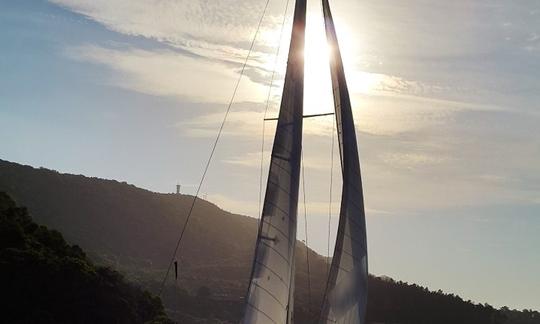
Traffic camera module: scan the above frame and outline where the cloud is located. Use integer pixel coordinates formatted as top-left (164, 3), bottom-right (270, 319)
top-left (176, 109), bottom-right (265, 137)
top-left (50, 0), bottom-right (291, 68)
top-left (52, 0), bottom-right (540, 213)
top-left (379, 152), bottom-right (447, 169)
top-left (224, 150), bottom-right (335, 171)
top-left (53, 0), bottom-right (293, 103)
top-left (52, 0), bottom-right (540, 109)
top-left (331, 0), bottom-right (540, 112)
top-left (178, 105), bottom-right (339, 139)
top-left (50, 0), bottom-right (281, 47)
top-left (206, 193), bottom-right (259, 218)
top-left (65, 44), bottom-right (266, 103)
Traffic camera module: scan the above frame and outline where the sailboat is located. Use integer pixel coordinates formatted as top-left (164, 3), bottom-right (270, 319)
top-left (242, 0), bottom-right (368, 323)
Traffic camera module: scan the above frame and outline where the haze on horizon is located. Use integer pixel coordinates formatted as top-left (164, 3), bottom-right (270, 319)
top-left (1, 0), bottom-right (539, 311)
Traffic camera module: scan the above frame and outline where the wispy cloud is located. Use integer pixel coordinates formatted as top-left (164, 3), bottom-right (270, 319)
top-left (50, 0), bottom-right (284, 50)
top-left (53, 0), bottom-right (293, 104)
top-left (206, 193), bottom-right (259, 217)
top-left (65, 44), bottom-right (266, 103)
top-left (379, 152), bottom-right (447, 169)
top-left (176, 109), bottom-right (265, 137)
top-left (224, 150), bottom-right (334, 171)
top-left (52, 0), bottom-right (540, 213)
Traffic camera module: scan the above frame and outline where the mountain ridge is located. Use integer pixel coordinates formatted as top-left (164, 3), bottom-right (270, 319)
top-left (0, 159), bottom-right (327, 301)
top-left (1, 159), bottom-right (537, 323)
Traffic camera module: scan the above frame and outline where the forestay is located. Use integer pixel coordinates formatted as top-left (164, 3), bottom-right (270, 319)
top-left (319, 0), bottom-right (369, 323)
top-left (242, 0), bottom-right (307, 323)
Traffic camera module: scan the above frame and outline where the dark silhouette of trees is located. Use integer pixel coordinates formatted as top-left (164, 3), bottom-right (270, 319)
top-left (365, 276), bottom-right (514, 324)
top-left (197, 286), bottom-right (212, 298)
top-left (0, 192), bottom-right (172, 324)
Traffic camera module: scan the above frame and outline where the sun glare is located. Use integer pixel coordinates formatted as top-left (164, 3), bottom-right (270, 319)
top-left (304, 15), bottom-right (333, 117)
top-left (303, 11), bottom-right (382, 119)
top-left (259, 5), bottom-right (384, 133)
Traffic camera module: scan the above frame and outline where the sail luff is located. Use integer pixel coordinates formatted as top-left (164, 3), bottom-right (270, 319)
top-left (242, 1), bottom-right (307, 323)
top-left (319, 0), bottom-right (368, 323)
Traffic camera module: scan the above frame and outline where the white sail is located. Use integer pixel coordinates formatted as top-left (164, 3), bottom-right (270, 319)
top-left (242, 0), bottom-right (307, 323)
top-left (319, 0), bottom-right (368, 323)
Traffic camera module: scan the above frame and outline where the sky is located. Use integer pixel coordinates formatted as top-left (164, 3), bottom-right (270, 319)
top-left (1, 0), bottom-right (539, 311)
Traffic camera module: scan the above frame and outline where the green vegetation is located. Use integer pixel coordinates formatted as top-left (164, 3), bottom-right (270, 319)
top-left (0, 191), bottom-right (172, 324)
top-left (1, 159), bottom-right (538, 323)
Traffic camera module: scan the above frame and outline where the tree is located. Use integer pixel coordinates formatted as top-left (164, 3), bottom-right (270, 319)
top-left (197, 286), bottom-right (212, 298)
top-left (0, 192), bottom-right (173, 324)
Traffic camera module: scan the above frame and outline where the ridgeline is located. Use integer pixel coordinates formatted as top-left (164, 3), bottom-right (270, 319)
top-left (0, 159), bottom-right (538, 323)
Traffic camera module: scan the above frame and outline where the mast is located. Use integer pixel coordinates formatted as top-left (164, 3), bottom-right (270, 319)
top-left (242, 0), bottom-right (307, 323)
top-left (319, 0), bottom-right (368, 323)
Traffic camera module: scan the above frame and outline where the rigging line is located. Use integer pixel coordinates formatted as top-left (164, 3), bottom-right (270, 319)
top-left (327, 116), bottom-right (335, 275)
top-left (258, 0), bottom-right (292, 224)
top-left (157, 0), bottom-right (272, 297)
top-left (301, 150), bottom-right (312, 317)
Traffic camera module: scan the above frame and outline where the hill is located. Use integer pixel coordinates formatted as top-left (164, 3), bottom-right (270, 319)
top-left (0, 159), bottom-right (538, 323)
top-left (0, 159), bottom-right (326, 321)
top-left (0, 191), bottom-right (172, 324)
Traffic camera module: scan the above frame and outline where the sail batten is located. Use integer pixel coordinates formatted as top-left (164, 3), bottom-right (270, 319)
top-left (320, 0), bottom-right (368, 323)
top-left (242, 1), bottom-right (307, 323)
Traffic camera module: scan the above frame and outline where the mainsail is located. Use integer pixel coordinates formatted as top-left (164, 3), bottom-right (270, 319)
top-left (319, 0), bottom-right (369, 323)
top-left (242, 0), bottom-right (307, 323)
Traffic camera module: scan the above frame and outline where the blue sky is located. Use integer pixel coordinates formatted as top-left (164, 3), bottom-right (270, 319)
top-left (1, 0), bottom-right (539, 310)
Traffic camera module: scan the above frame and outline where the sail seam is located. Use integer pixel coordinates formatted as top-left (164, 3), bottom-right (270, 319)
top-left (339, 248), bottom-right (366, 264)
top-left (253, 283), bottom-right (288, 308)
top-left (246, 302), bottom-right (279, 324)
top-left (261, 220), bottom-right (294, 245)
top-left (337, 229), bottom-right (366, 248)
top-left (260, 240), bottom-right (293, 265)
top-left (264, 200), bottom-right (290, 218)
top-left (270, 159), bottom-right (294, 174)
top-left (267, 179), bottom-right (293, 196)
top-left (254, 260), bottom-right (288, 287)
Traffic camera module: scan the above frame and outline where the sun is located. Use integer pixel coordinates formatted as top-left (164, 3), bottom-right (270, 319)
top-left (303, 12), bottom-right (381, 118)
top-left (259, 6), bottom-right (383, 129)
top-left (303, 15), bottom-right (334, 116)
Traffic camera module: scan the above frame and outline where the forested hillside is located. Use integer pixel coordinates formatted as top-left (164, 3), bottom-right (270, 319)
top-left (1, 159), bottom-right (538, 324)
top-left (0, 191), bottom-right (171, 324)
